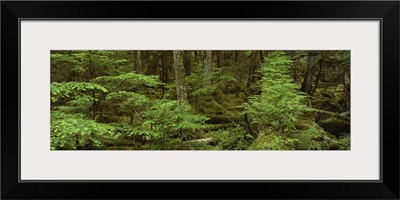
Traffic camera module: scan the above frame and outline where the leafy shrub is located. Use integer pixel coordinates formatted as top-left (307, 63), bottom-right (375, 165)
top-left (115, 125), bottom-right (163, 142)
top-left (210, 126), bottom-right (252, 150)
top-left (338, 135), bottom-right (350, 150)
top-left (51, 111), bottom-right (115, 150)
top-left (140, 99), bottom-right (209, 141)
top-left (51, 82), bottom-right (108, 103)
top-left (92, 72), bottom-right (162, 92)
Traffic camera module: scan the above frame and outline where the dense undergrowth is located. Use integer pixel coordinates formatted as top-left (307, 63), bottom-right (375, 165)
top-left (51, 50), bottom-right (350, 150)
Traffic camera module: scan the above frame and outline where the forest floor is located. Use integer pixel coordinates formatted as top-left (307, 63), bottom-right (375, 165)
top-left (102, 84), bottom-right (350, 151)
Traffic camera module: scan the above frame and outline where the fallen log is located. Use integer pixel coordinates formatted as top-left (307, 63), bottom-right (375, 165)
top-left (186, 137), bottom-right (213, 143)
top-left (200, 123), bottom-right (238, 132)
top-left (315, 110), bottom-right (350, 121)
top-left (205, 115), bottom-right (242, 124)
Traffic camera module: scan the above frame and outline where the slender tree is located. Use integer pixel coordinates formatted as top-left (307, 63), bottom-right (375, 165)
top-left (183, 51), bottom-right (192, 75)
top-left (312, 58), bottom-right (324, 95)
top-left (301, 51), bottom-right (317, 95)
top-left (173, 50), bottom-right (188, 103)
top-left (216, 51), bottom-right (221, 68)
top-left (246, 51), bottom-right (260, 88)
top-left (136, 50), bottom-right (142, 74)
top-left (203, 50), bottom-right (212, 85)
top-left (343, 72), bottom-right (350, 110)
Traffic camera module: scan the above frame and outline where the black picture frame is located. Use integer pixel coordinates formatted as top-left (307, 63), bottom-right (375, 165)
top-left (1, 1), bottom-right (399, 199)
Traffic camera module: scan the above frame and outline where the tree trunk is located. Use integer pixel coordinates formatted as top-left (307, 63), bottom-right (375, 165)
top-left (131, 51), bottom-right (136, 72)
top-left (216, 51), bottom-right (221, 68)
top-left (312, 59), bottom-right (324, 95)
top-left (136, 50), bottom-right (142, 74)
top-left (246, 51), bottom-right (259, 88)
top-left (183, 51), bottom-right (192, 75)
top-left (194, 51), bottom-right (198, 61)
top-left (173, 51), bottom-right (188, 104)
top-left (343, 72), bottom-right (350, 110)
top-left (203, 50), bottom-right (212, 85)
top-left (234, 51), bottom-right (239, 66)
top-left (162, 51), bottom-right (171, 84)
top-left (148, 51), bottom-right (158, 75)
top-left (301, 52), bottom-right (317, 95)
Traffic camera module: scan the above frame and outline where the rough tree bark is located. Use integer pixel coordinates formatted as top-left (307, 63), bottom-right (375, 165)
top-left (163, 51), bottom-right (172, 84)
top-left (173, 50), bottom-right (188, 104)
top-left (183, 51), bottom-right (192, 76)
top-left (136, 50), bottom-right (142, 74)
top-left (203, 50), bottom-right (212, 85)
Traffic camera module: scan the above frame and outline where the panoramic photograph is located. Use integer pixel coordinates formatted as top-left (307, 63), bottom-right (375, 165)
top-left (50, 50), bottom-right (350, 150)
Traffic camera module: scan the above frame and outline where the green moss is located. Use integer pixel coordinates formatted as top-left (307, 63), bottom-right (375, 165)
top-left (249, 133), bottom-right (298, 150)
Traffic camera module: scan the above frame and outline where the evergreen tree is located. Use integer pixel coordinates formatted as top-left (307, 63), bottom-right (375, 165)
top-left (242, 51), bottom-right (311, 133)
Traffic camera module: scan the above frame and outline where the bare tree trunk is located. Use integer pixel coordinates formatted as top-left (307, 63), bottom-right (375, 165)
top-left (312, 59), bottom-right (323, 95)
top-left (203, 50), bottom-right (212, 85)
top-left (216, 51), bottom-right (221, 68)
top-left (161, 53), bottom-right (166, 96)
top-left (234, 51), bottom-right (239, 66)
top-left (301, 52), bottom-right (317, 95)
top-left (343, 72), bottom-right (350, 110)
top-left (194, 51), bottom-right (198, 61)
top-left (136, 50), bottom-right (142, 74)
top-left (131, 51), bottom-right (136, 72)
top-left (165, 51), bottom-right (172, 84)
top-left (148, 51), bottom-right (159, 75)
top-left (183, 51), bottom-right (192, 76)
top-left (173, 50), bottom-right (188, 104)
top-left (246, 51), bottom-right (259, 88)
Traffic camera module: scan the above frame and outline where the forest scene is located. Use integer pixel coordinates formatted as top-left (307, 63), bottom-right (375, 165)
top-left (50, 50), bottom-right (350, 150)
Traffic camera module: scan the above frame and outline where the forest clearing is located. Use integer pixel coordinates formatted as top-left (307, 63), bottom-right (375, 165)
top-left (50, 50), bottom-right (350, 150)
